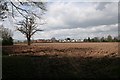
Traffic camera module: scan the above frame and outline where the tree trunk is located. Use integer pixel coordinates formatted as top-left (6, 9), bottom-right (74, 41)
top-left (27, 37), bottom-right (31, 45)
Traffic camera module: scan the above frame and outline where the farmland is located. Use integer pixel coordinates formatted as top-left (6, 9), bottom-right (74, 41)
top-left (2, 42), bottom-right (120, 79)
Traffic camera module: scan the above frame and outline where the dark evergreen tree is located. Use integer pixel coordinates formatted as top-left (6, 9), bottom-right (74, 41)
top-left (0, 25), bottom-right (13, 45)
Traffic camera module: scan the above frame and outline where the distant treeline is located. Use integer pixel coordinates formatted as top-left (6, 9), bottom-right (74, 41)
top-left (83, 35), bottom-right (120, 42)
top-left (15, 35), bottom-right (120, 44)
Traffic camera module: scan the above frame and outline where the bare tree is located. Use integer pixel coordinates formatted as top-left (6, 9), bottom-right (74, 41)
top-left (0, 1), bottom-right (47, 19)
top-left (17, 16), bottom-right (43, 45)
top-left (0, 0), bottom-right (47, 45)
top-left (0, 1), bottom-right (47, 45)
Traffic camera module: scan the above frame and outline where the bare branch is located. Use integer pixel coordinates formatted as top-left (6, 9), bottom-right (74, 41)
top-left (31, 29), bottom-right (43, 36)
top-left (10, 1), bottom-right (28, 13)
top-left (32, 2), bottom-right (47, 11)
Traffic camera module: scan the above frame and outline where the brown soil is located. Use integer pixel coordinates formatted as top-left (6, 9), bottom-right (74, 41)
top-left (2, 42), bottom-right (119, 58)
top-left (2, 42), bottom-right (120, 79)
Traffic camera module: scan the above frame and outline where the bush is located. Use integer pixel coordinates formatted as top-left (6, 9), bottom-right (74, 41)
top-left (0, 25), bottom-right (13, 46)
top-left (2, 37), bottom-right (13, 46)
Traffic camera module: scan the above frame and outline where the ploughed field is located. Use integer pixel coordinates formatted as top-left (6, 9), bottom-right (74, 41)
top-left (2, 43), bottom-right (120, 79)
top-left (2, 42), bottom-right (119, 57)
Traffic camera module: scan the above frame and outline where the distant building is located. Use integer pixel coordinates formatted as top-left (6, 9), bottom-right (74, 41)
top-left (32, 38), bottom-right (82, 43)
top-left (46, 39), bottom-right (52, 43)
top-left (58, 39), bottom-right (63, 42)
top-left (58, 39), bottom-right (82, 43)
top-left (33, 39), bottom-right (47, 43)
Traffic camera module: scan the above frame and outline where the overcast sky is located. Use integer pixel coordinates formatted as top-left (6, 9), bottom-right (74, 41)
top-left (1, 1), bottom-right (118, 40)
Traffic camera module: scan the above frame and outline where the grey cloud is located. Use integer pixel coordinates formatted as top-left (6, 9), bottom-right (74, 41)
top-left (13, 23), bottom-right (118, 40)
top-left (3, 2), bottom-right (118, 40)
top-left (96, 2), bottom-right (111, 10)
top-left (44, 2), bottom-right (118, 31)
top-left (33, 24), bottom-right (118, 39)
top-left (64, 16), bottom-right (117, 29)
